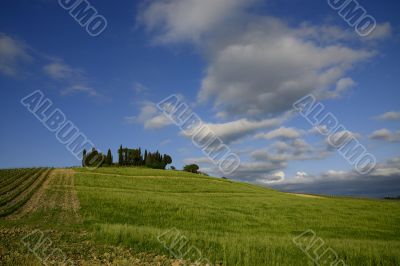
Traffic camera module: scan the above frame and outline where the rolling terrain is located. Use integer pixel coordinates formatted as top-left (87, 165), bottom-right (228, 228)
top-left (0, 167), bottom-right (399, 265)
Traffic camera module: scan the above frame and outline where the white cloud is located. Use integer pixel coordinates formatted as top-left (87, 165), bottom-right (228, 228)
top-left (326, 130), bottom-right (361, 149)
top-left (197, 18), bottom-right (373, 116)
top-left (270, 141), bottom-right (291, 152)
top-left (43, 61), bottom-right (83, 80)
top-left (250, 150), bottom-right (288, 163)
top-left (295, 171), bottom-right (308, 179)
top-left (43, 58), bottom-right (104, 99)
top-left (374, 111), bottom-right (400, 121)
top-left (230, 160), bottom-right (287, 181)
top-left (177, 111), bottom-right (290, 145)
top-left (224, 138), bottom-right (330, 183)
top-left (251, 138), bottom-right (328, 163)
top-left (0, 34), bottom-right (104, 99)
top-left (183, 157), bottom-right (212, 165)
top-left (255, 127), bottom-right (303, 140)
top-left (138, 1), bottom-right (394, 195)
top-left (269, 157), bottom-right (400, 198)
top-left (309, 125), bottom-right (329, 135)
top-left (325, 77), bottom-right (356, 99)
top-left (0, 33), bottom-right (32, 76)
top-left (61, 84), bottom-right (100, 97)
top-left (138, 0), bottom-right (256, 44)
top-left (364, 22), bottom-right (392, 41)
top-left (128, 102), bottom-right (173, 129)
top-left (369, 128), bottom-right (400, 142)
top-left (198, 116), bottom-right (285, 144)
top-left (146, 115), bottom-right (173, 129)
top-left (140, 2), bottom-right (384, 119)
top-left (257, 171), bottom-right (285, 184)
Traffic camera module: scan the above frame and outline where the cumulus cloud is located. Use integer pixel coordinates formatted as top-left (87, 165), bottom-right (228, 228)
top-left (255, 127), bottom-right (303, 140)
top-left (138, 0), bottom-right (256, 44)
top-left (270, 157), bottom-right (400, 198)
top-left (251, 138), bottom-right (328, 163)
top-left (309, 125), bottom-right (329, 135)
top-left (325, 130), bottom-right (361, 149)
top-left (0, 33), bottom-right (32, 76)
top-left (325, 77), bottom-right (356, 99)
top-left (127, 102), bottom-right (173, 129)
top-left (369, 129), bottom-right (400, 142)
top-left (220, 139), bottom-right (328, 182)
top-left (270, 141), bottom-right (291, 152)
top-left (138, 1), bottom-right (395, 197)
top-left (185, 137), bottom-right (329, 182)
top-left (193, 116), bottom-right (286, 145)
top-left (186, 153), bottom-right (288, 181)
top-left (373, 111), bottom-right (400, 121)
top-left (294, 171), bottom-right (308, 179)
top-left (257, 171), bottom-right (285, 184)
top-left (230, 160), bottom-right (287, 181)
top-left (197, 19), bottom-right (373, 117)
top-left (134, 98), bottom-right (287, 141)
top-left (139, 1), bottom-right (388, 118)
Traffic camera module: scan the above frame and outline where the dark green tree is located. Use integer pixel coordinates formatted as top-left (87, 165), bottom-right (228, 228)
top-left (106, 149), bottom-right (113, 165)
top-left (163, 154), bottom-right (172, 166)
top-left (84, 148), bottom-right (105, 168)
top-left (183, 164), bottom-right (199, 173)
top-left (82, 149), bottom-right (87, 167)
top-left (118, 145), bottom-right (123, 165)
top-left (144, 150), bottom-right (148, 163)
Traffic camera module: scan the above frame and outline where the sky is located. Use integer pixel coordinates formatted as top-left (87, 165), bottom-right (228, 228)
top-left (1, 0), bottom-right (400, 197)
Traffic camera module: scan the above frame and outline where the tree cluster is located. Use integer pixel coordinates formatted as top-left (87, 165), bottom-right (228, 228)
top-left (118, 145), bottom-right (172, 169)
top-left (82, 148), bottom-right (113, 167)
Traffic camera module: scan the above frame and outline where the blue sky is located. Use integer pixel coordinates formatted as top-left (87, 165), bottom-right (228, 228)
top-left (1, 0), bottom-right (399, 197)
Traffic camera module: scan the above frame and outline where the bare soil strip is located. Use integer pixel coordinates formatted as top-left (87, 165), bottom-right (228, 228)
top-left (8, 169), bottom-right (81, 222)
top-left (0, 169), bottom-right (46, 206)
top-left (0, 169), bottom-right (36, 195)
top-left (1, 169), bottom-right (51, 218)
top-left (7, 169), bottom-right (53, 219)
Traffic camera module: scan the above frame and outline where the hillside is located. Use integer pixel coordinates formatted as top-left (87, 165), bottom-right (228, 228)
top-left (1, 167), bottom-right (399, 265)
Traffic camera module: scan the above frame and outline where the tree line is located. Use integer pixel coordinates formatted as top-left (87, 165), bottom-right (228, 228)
top-left (118, 146), bottom-right (172, 169)
top-left (82, 146), bottom-right (172, 170)
top-left (82, 146), bottom-right (205, 175)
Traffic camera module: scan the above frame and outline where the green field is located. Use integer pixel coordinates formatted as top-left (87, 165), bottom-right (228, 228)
top-left (1, 167), bottom-right (399, 265)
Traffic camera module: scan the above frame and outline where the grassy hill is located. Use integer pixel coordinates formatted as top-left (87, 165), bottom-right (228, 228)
top-left (1, 167), bottom-right (399, 265)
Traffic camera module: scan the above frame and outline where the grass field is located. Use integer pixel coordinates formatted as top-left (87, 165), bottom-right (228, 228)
top-left (0, 167), bottom-right (399, 265)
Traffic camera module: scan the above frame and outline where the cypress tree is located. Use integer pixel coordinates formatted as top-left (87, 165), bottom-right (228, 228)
top-left (82, 149), bottom-right (87, 167)
top-left (118, 145), bottom-right (123, 165)
top-left (106, 149), bottom-right (113, 165)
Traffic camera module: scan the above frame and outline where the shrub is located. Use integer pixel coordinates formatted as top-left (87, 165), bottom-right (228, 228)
top-left (183, 164), bottom-right (199, 173)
